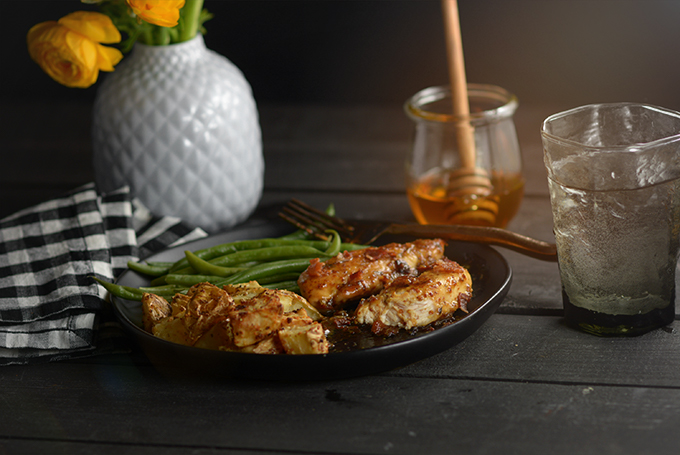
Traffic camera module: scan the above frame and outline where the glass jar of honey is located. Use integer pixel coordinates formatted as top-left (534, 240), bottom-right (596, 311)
top-left (404, 84), bottom-right (524, 228)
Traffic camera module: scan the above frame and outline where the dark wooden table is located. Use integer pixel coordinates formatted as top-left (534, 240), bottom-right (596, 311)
top-left (2, 101), bottom-right (680, 455)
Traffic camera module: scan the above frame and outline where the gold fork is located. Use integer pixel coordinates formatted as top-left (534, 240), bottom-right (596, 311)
top-left (279, 199), bottom-right (558, 262)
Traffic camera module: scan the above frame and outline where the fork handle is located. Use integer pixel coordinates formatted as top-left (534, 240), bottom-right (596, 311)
top-left (385, 223), bottom-right (558, 262)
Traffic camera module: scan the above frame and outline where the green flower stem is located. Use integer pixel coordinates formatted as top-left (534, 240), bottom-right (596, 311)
top-left (140, 25), bottom-right (154, 45)
top-left (154, 26), bottom-right (170, 46)
top-left (179, 0), bottom-right (204, 42)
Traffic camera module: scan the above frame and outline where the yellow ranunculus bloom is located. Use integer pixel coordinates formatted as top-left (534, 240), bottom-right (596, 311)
top-left (27, 12), bottom-right (123, 88)
top-left (127, 0), bottom-right (186, 28)
top-left (59, 11), bottom-right (122, 44)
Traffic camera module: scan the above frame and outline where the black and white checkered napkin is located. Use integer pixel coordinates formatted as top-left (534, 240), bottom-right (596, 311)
top-left (0, 183), bottom-right (208, 365)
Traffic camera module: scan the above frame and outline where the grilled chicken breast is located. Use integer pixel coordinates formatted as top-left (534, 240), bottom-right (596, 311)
top-left (355, 258), bottom-right (472, 334)
top-left (298, 239), bottom-right (446, 314)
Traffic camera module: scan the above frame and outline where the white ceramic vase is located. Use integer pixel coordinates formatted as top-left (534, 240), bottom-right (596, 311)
top-left (91, 34), bottom-right (263, 233)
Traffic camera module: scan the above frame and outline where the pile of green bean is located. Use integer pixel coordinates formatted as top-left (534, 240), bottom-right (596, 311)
top-left (94, 228), bottom-right (367, 302)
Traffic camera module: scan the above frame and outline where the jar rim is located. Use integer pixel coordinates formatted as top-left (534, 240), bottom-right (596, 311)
top-left (404, 83), bottom-right (518, 124)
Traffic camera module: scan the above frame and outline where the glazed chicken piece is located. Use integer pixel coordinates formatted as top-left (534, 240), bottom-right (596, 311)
top-left (355, 258), bottom-right (472, 335)
top-left (298, 239), bottom-right (446, 314)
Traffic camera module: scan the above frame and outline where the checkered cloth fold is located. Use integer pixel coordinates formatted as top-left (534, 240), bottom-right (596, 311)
top-left (0, 183), bottom-right (208, 365)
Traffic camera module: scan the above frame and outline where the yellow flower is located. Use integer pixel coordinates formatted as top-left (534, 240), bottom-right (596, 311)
top-left (27, 11), bottom-right (123, 88)
top-left (127, 0), bottom-right (186, 28)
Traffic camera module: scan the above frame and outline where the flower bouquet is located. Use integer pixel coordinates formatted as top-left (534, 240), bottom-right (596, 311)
top-left (26, 0), bottom-right (264, 233)
top-left (27, 0), bottom-right (211, 88)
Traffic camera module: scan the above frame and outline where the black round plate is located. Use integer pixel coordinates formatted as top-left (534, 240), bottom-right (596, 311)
top-left (111, 221), bottom-right (512, 381)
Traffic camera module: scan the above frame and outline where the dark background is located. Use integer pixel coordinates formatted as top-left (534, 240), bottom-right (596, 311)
top-left (3, 0), bottom-right (680, 218)
top-left (3, 0), bottom-right (680, 109)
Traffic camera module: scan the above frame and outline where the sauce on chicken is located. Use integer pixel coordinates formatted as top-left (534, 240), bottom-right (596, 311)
top-left (355, 257), bottom-right (472, 335)
top-left (297, 239), bottom-right (446, 314)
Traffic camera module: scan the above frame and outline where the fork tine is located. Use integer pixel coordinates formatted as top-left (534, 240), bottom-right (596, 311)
top-left (279, 199), bottom-right (391, 245)
top-left (278, 210), bottom-right (330, 240)
top-left (286, 199), bottom-right (348, 230)
top-left (284, 199), bottom-right (356, 237)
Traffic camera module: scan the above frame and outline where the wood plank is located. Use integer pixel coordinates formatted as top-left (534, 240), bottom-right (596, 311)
top-left (0, 440), bottom-right (271, 455)
top-left (263, 142), bottom-right (409, 193)
top-left (1, 357), bottom-right (679, 455)
top-left (260, 104), bottom-right (551, 197)
top-left (260, 190), bottom-right (416, 223)
top-left (394, 313), bottom-right (680, 387)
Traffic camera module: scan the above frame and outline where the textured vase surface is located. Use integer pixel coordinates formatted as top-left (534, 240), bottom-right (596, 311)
top-left (92, 34), bottom-right (263, 233)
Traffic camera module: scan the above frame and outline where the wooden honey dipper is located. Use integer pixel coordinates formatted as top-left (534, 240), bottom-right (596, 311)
top-left (441, 0), bottom-right (498, 225)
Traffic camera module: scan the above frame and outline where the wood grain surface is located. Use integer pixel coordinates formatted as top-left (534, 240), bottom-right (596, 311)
top-left (1, 102), bottom-right (679, 455)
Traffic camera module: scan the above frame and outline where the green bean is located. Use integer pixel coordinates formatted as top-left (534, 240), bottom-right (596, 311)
top-left (277, 229), bottom-right (312, 240)
top-left (343, 243), bottom-right (370, 251)
top-left (170, 241), bottom-right (364, 277)
top-left (209, 245), bottom-right (331, 268)
top-left (145, 261), bottom-right (176, 268)
top-left (180, 245), bottom-right (329, 278)
top-left (216, 258), bottom-right (313, 286)
top-left (127, 260), bottom-right (171, 277)
top-left (138, 284), bottom-right (180, 293)
top-left (92, 277), bottom-right (144, 301)
top-left (168, 237), bottom-right (367, 274)
top-left (184, 250), bottom-right (251, 277)
top-left (138, 285), bottom-right (184, 297)
top-left (164, 273), bottom-right (227, 287)
top-left (323, 230), bottom-right (342, 256)
top-left (151, 237), bottom-right (361, 290)
top-left (170, 260), bottom-right (265, 277)
top-left (167, 238), bottom-right (323, 272)
top-left (166, 201), bottom-right (336, 272)
top-left (150, 275), bottom-right (169, 286)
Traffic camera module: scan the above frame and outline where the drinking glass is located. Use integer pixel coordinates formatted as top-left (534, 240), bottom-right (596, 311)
top-left (404, 84), bottom-right (524, 228)
top-left (542, 103), bottom-right (680, 336)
